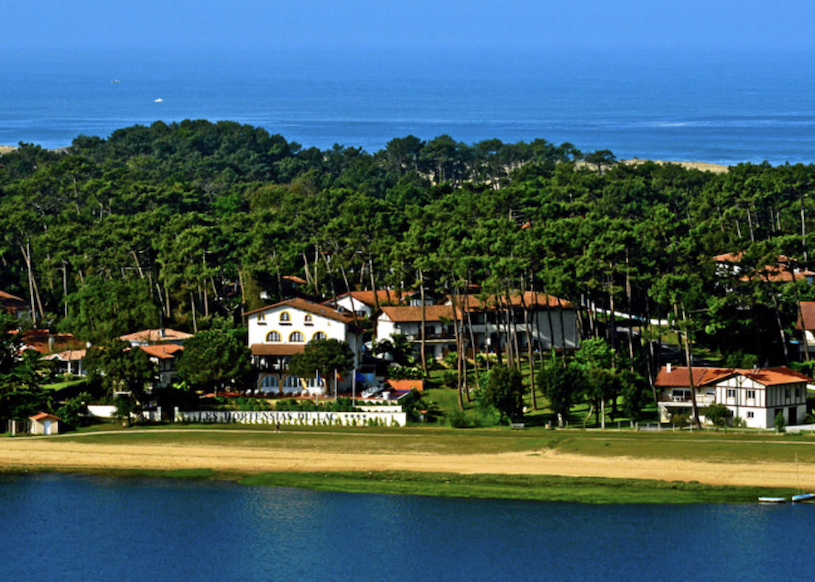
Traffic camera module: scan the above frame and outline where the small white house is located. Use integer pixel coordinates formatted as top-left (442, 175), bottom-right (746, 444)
top-left (29, 412), bottom-right (61, 435)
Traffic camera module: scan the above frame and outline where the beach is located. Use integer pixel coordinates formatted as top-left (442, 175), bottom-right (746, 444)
top-left (3, 430), bottom-right (813, 489)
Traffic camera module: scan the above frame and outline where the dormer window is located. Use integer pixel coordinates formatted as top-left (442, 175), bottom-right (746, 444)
top-left (304, 314), bottom-right (313, 326)
top-left (279, 311), bottom-right (291, 325)
top-left (266, 331), bottom-right (281, 342)
top-left (289, 331), bottom-right (305, 342)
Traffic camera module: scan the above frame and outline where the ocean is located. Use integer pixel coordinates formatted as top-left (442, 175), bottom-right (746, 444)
top-left (2, 47), bottom-right (815, 165)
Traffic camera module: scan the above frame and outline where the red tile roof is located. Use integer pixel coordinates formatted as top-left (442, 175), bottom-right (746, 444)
top-left (30, 412), bottom-right (60, 422)
top-left (0, 290), bottom-right (28, 314)
top-left (245, 297), bottom-right (356, 324)
top-left (797, 301), bottom-right (815, 330)
top-left (119, 329), bottom-right (192, 343)
top-left (655, 365), bottom-right (811, 387)
top-left (386, 379), bottom-right (425, 392)
top-left (380, 305), bottom-right (459, 323)
top-left (329, 290), bottom-right (409, 308)
top-left (458, 291), bottom-right (573, 311)
top-left (250, 344), bottom-right (306, 356)
top-left (21, 331), bottom-right (84, 354)
top-left (138, 344), bottom-right (184, 360)
top-left (42, 349), bottom-right (87, 362)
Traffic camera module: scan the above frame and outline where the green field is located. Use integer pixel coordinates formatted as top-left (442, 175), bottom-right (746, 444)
top-left (19, 423), bottom-right (815, 503)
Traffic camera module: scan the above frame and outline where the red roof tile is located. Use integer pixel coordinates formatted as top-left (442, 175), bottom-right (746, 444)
top-left (458, 291), bottom-right (573, 311)
top-left (798, 301), bottom-right (815, 330)
top-left (380, 305), bottom-right (458, 323)
top-left (245, 297), bottom-right (356, 324)
top-left (119, 329), bottom-right (192, 343)
top-left (138, 344), bottom-right (184, 360)
top-left (30, 412), bottom-right (60, 421)
top-left (329, 290), bottom-right (409, 308)
top-left (655, 365), bottom-right (811, 387)
top-left (250, 344), bottom-right (306, 356)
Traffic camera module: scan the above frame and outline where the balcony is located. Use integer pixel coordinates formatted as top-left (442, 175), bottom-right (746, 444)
top-left (660, 394), bottom-right (715, 406)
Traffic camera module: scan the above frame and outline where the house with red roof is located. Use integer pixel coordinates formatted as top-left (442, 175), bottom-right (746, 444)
top-left (324, 289), bottom-right (410, 319)
top-left (376, 304), bottom-right (460, 361)
top-left (42, 349), bottom-right (87, 377)
top-left (654, 364), bottom-right (811, 428)
top-left (455, 291), bottom-right (579, 356)
top-left (119, 328), bottom-right (193, 347)
top-left (375, 291), bottom-right (579, 362)
top-left (29, 412), bottom-right (61, 435)
top-left (714, 252), bottom-right (815, 284)
top-left (796, 301), bottom-right (815, 359)
top-left (245, 298), bottom-right (363, 395)
top-left (0, 290), bottom-right (30, 320)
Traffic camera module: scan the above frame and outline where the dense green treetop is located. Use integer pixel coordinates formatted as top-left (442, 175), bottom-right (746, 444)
top-left (3, 119), bottom-right (815, 376)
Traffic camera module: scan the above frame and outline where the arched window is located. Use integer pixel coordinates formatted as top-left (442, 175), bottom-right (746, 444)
top-left (289, 331), bottom-right (305, 342)
top-left (257, 313), bottom-right (267, 325)
top-left (266, 331), bottom-right (281, 342)
top-left (304, 314), bottom-right (313, 326)
top-left (279, 311), bottom-right (291, 325)
top-left (312, 331), bottom-right (327, 341)
top-left (259, 374), bottom-right (279, 394)
top-left (283, 375), bottom-right (301, 394)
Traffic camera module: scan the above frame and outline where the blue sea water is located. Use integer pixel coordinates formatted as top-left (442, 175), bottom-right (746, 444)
top-left (0, 473), bottom-right (812, 582)
top-left (2, 47), bottom-right (815, 165)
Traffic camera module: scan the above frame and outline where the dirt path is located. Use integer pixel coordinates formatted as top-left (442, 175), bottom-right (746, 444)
top-left (3, 434), bottom-right (813, 488)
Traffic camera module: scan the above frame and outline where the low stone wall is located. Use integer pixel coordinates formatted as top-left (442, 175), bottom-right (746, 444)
top-left (175, 409), bottom-right (406, 427)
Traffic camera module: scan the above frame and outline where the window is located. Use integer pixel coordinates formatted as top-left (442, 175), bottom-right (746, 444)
top-left (747, 411), bottom-right (754, 418)
top-left (266, 331), bottom-right (281, 342)
top-left (795, 388), bottom-right (801, 399)
top-left (260, 374), bottom-right (279, 393)
top-left (746, 390), bottom-right (756, 400)
top-left (279, 311), bottom-right (291, 325)
top-left (785, 389), bottom-right (790, 399)
top-left (726, 389), bottom-right (736, 398)
top-left (304, 314), bottom-right (313, 326)
top-left (312, 331), bottom-right (327, 341)
top-left (283, 375), bottom-right (300, 394)
top-left (257, 313), bottom-right (267, 325)
top-left (289, 331), bottom-right (305, 342)
top-left (671, 389), bottom-right (691, 402)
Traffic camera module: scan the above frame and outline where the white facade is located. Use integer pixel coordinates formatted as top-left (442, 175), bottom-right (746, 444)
top-left (656, 366), bottom-right (809, 429)
top-left (246, 298), bottom-right (362, 395)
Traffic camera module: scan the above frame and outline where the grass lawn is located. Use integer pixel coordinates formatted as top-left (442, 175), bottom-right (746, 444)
top-left (27, 423), bottom-right (815, 503)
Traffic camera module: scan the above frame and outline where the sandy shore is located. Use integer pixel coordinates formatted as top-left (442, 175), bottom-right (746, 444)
top-left (2, 433), bottom-right (812, 489)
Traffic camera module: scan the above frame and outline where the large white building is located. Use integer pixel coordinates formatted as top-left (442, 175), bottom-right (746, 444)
top-left (246, 298), bottom-right (362, 395)
top-left (655, 365), bottom-right (811, 429)
top-left (374, 291), bottom-right (579, 361)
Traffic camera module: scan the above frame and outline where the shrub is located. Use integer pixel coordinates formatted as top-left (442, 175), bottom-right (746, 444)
top-left (671, 413), bottom-right (689, 429)
top-left (775, 411), bottom-right (787, 433)
top-left (446, 410), bottom-right (472, 428)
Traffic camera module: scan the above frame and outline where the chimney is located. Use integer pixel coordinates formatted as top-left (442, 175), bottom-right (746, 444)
top-left (667, 362), bottom-right (672, 373)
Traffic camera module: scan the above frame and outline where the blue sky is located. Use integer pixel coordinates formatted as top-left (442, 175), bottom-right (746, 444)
top-left (4, 0), bottom-right (815, 52)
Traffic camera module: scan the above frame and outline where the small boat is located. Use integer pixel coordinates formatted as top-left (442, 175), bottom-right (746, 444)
top-left (154, 98), bottom-right (163, 103)
top-left (792, 493), bottom-right (815, 503)
top-left (110, 79), bottom-right (121, 84)
top-left (758, 496), bottom-right (786, 503)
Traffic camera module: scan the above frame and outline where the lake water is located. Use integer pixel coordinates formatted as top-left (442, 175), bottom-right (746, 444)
top-left (3, 47), bottom-right (815, 165)
top-left (1, 473), bottom-right (812, 582)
